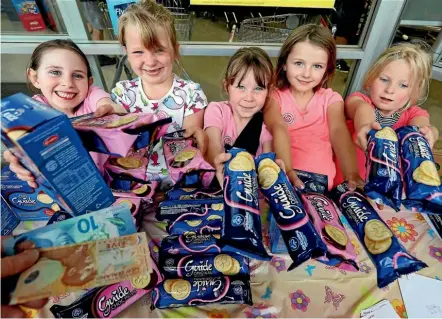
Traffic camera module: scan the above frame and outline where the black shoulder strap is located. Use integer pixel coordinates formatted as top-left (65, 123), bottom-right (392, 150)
top-left (229, 111), bottom-right (264, 156)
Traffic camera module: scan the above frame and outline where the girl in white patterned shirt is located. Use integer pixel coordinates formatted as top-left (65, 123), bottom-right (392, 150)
top-left (111, 0), bottom-right (208, 185)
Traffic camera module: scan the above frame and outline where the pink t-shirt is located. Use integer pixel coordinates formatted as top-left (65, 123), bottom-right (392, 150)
top-left (32, 85), bottom-right (110, 116)
top-left (334, 92), bottom-right (430, 184)
top-left (204, 101), bottom-right (272, 156)
top-left (273, 87), bottom-right (344, 189)
top-left (32, 85), bottom-right (110, 173)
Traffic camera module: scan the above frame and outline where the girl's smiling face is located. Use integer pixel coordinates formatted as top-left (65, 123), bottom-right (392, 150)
top-left (28, 48), bottom-right (91, 115)
top-left (227, 69), bottom-right (268, 120)
top-left (284, 41), bottom-right (328, 93)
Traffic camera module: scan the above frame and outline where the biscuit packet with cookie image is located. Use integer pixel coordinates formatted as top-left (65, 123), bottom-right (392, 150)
top-left (9, 232), bottom-right (152, 305)
top-left (50, 262), bottom-right (163, 318)
top-left (255, 153), bottom-right (326, 270)
top-left (165, 200), bottom-right (224, 235)
top-left (397, 126), bottom-right (442, 214)
top-left (159, 234), bottom-right (227, 266)
top-left (222, 148), bottom-right (271, 261)
top-left (331, 183), bottom-right (427, 288)
top-left (167, 187), bottom-right (223, 201)
top-left (364, 127), bottom-right (402, 211)
top-left (152, 276), bottom-right (252, 309)
top-left (301, 190), bottom-right (359, 272)
top-left (163, 131), bottom-right (214, 186)
top-left (72, 113), bottom-right (171, 157)
top-left (161, 253), bottom-right (249, 279)
top-left (156, 198), bottom-right (223, 222)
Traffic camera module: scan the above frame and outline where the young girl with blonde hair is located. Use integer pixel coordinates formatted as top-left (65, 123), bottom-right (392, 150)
top-left (112, 0), bottom-right (208, 183)
top-left (344, 42), bottom-right (438, 179)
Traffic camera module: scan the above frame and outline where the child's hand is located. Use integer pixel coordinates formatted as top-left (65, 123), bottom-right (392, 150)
top-left (287, 169), bottom-right (305, 190)
top-left (94, 104), bottom-right (116, 117)
top-left (356, 122), bottom-right (382, 150)
top-left (419, 125), bottom-right (438, 149)
top-left (213, 153), bottom-right (232, 188)
top-left (184, 127), bottom-right (208, 155)
top-left (345, 172), bottom-right (365, 191)
top-left (3, 150), bottom-right (37, 188)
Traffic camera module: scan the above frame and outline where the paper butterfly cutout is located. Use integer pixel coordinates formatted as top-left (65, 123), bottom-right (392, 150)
top-left (324, 286), bottom-right (345, 310)
top-left (262, 287), bottom-right (272, 299)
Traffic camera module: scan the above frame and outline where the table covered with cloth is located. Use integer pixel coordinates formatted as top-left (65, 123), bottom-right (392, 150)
top-left (34, 195), bottom-right (442, 318)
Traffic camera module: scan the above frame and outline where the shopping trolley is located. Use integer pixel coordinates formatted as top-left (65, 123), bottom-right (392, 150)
top-left (237, 14), bottom-right (312, 43)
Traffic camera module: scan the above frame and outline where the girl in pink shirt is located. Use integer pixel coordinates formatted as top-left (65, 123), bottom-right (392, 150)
top-left (263, 24), bottom-right (361, 190)
top-left (4, 39), bottom-right (125, 185)
top-left (204, 47), bottom-right (274, 182)
top-left (344, 42), bottom-right (439, 181)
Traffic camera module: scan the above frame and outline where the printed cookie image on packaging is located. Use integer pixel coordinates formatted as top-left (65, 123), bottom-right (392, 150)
top-left (397, 126), bottom-right (442, 214)
top-left (331, 183), bottom-right (427, 288)
top-left (152, 276), bottom-right (252, 309)
top-left (222, 148), bottom-right (271, 261)
top-left (161, 253), bottom-right (249, 279)
top-left (364, 127), bottom-right (402, 211)
top-left (255, 153), bottom-right (326, 269)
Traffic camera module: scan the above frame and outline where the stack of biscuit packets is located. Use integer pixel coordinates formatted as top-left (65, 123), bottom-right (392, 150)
top-left (331, 183), bottom-right (427, 288)
top-left (255, 153), bottom-right (326, 270)
top-left (364, 127), bottom-right (402, 211)
top-left (397, 126), bottom-right (442, 214)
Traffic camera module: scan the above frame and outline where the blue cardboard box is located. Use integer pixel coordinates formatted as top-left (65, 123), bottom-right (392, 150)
top-left (1, 166), bottom-right (64, 220)
top-left (1, 93), bottom-right (114, 216)
top-left (106, 0), bottom-right (137, 36)
top-left (1, 196), bottom-right (20, 235)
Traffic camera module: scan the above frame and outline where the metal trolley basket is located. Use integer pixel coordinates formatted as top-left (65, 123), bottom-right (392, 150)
top-left (237, 13), bottom-right (313, 43)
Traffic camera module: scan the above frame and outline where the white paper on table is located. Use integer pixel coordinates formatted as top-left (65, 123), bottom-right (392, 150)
top-left (398, 274), bottom-right (442, 318)
top-left (360, 299), bottom-right (400, 318)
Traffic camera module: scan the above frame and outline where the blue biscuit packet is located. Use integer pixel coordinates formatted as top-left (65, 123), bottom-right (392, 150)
top-left (152, 276), bottom-right (252, 309)
top-left (156, 199), bottom-right (223, 222)
top-left (256, 153), bottom-right (327, 270)
top-left (46, 211), bottom-right (73, 225)
top-left (364, 128), bottom-right (402, 211)
top-left (397, 126), bottom-right (442, 214)
top-left (222, 148), bottom-right (271, 261)
top-left (161, 253), bottom-right (249, 278)
top-left (167, 215), bottom-right (223, 236)
top-left (167, 188), bottom-right (223, 200)
top-left (160, 234), bottom-right (224, 261)
top-left (331, 183), bottom-right (427, 288)
top-left (295, 169), bottom-right (328, 194)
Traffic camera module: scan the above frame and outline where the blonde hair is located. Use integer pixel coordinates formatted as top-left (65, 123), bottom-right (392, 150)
top-left (223, 47), bottom-right (274, 94)
top-left (363, 42), bottom-right (432, 105)
top-left (276, 24), bottom-right (336, 90)
top-left (118, 0), bottom-right (179, 58)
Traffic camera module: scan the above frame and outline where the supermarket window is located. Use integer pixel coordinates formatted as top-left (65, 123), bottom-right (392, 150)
top-left (76, 0), bottom-right (374, 45)
top-left (1, 0), bottom-right (67, 35)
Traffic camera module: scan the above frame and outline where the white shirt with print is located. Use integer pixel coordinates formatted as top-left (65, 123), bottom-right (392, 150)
top-left (111, 75), bottom-right (208, 186)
